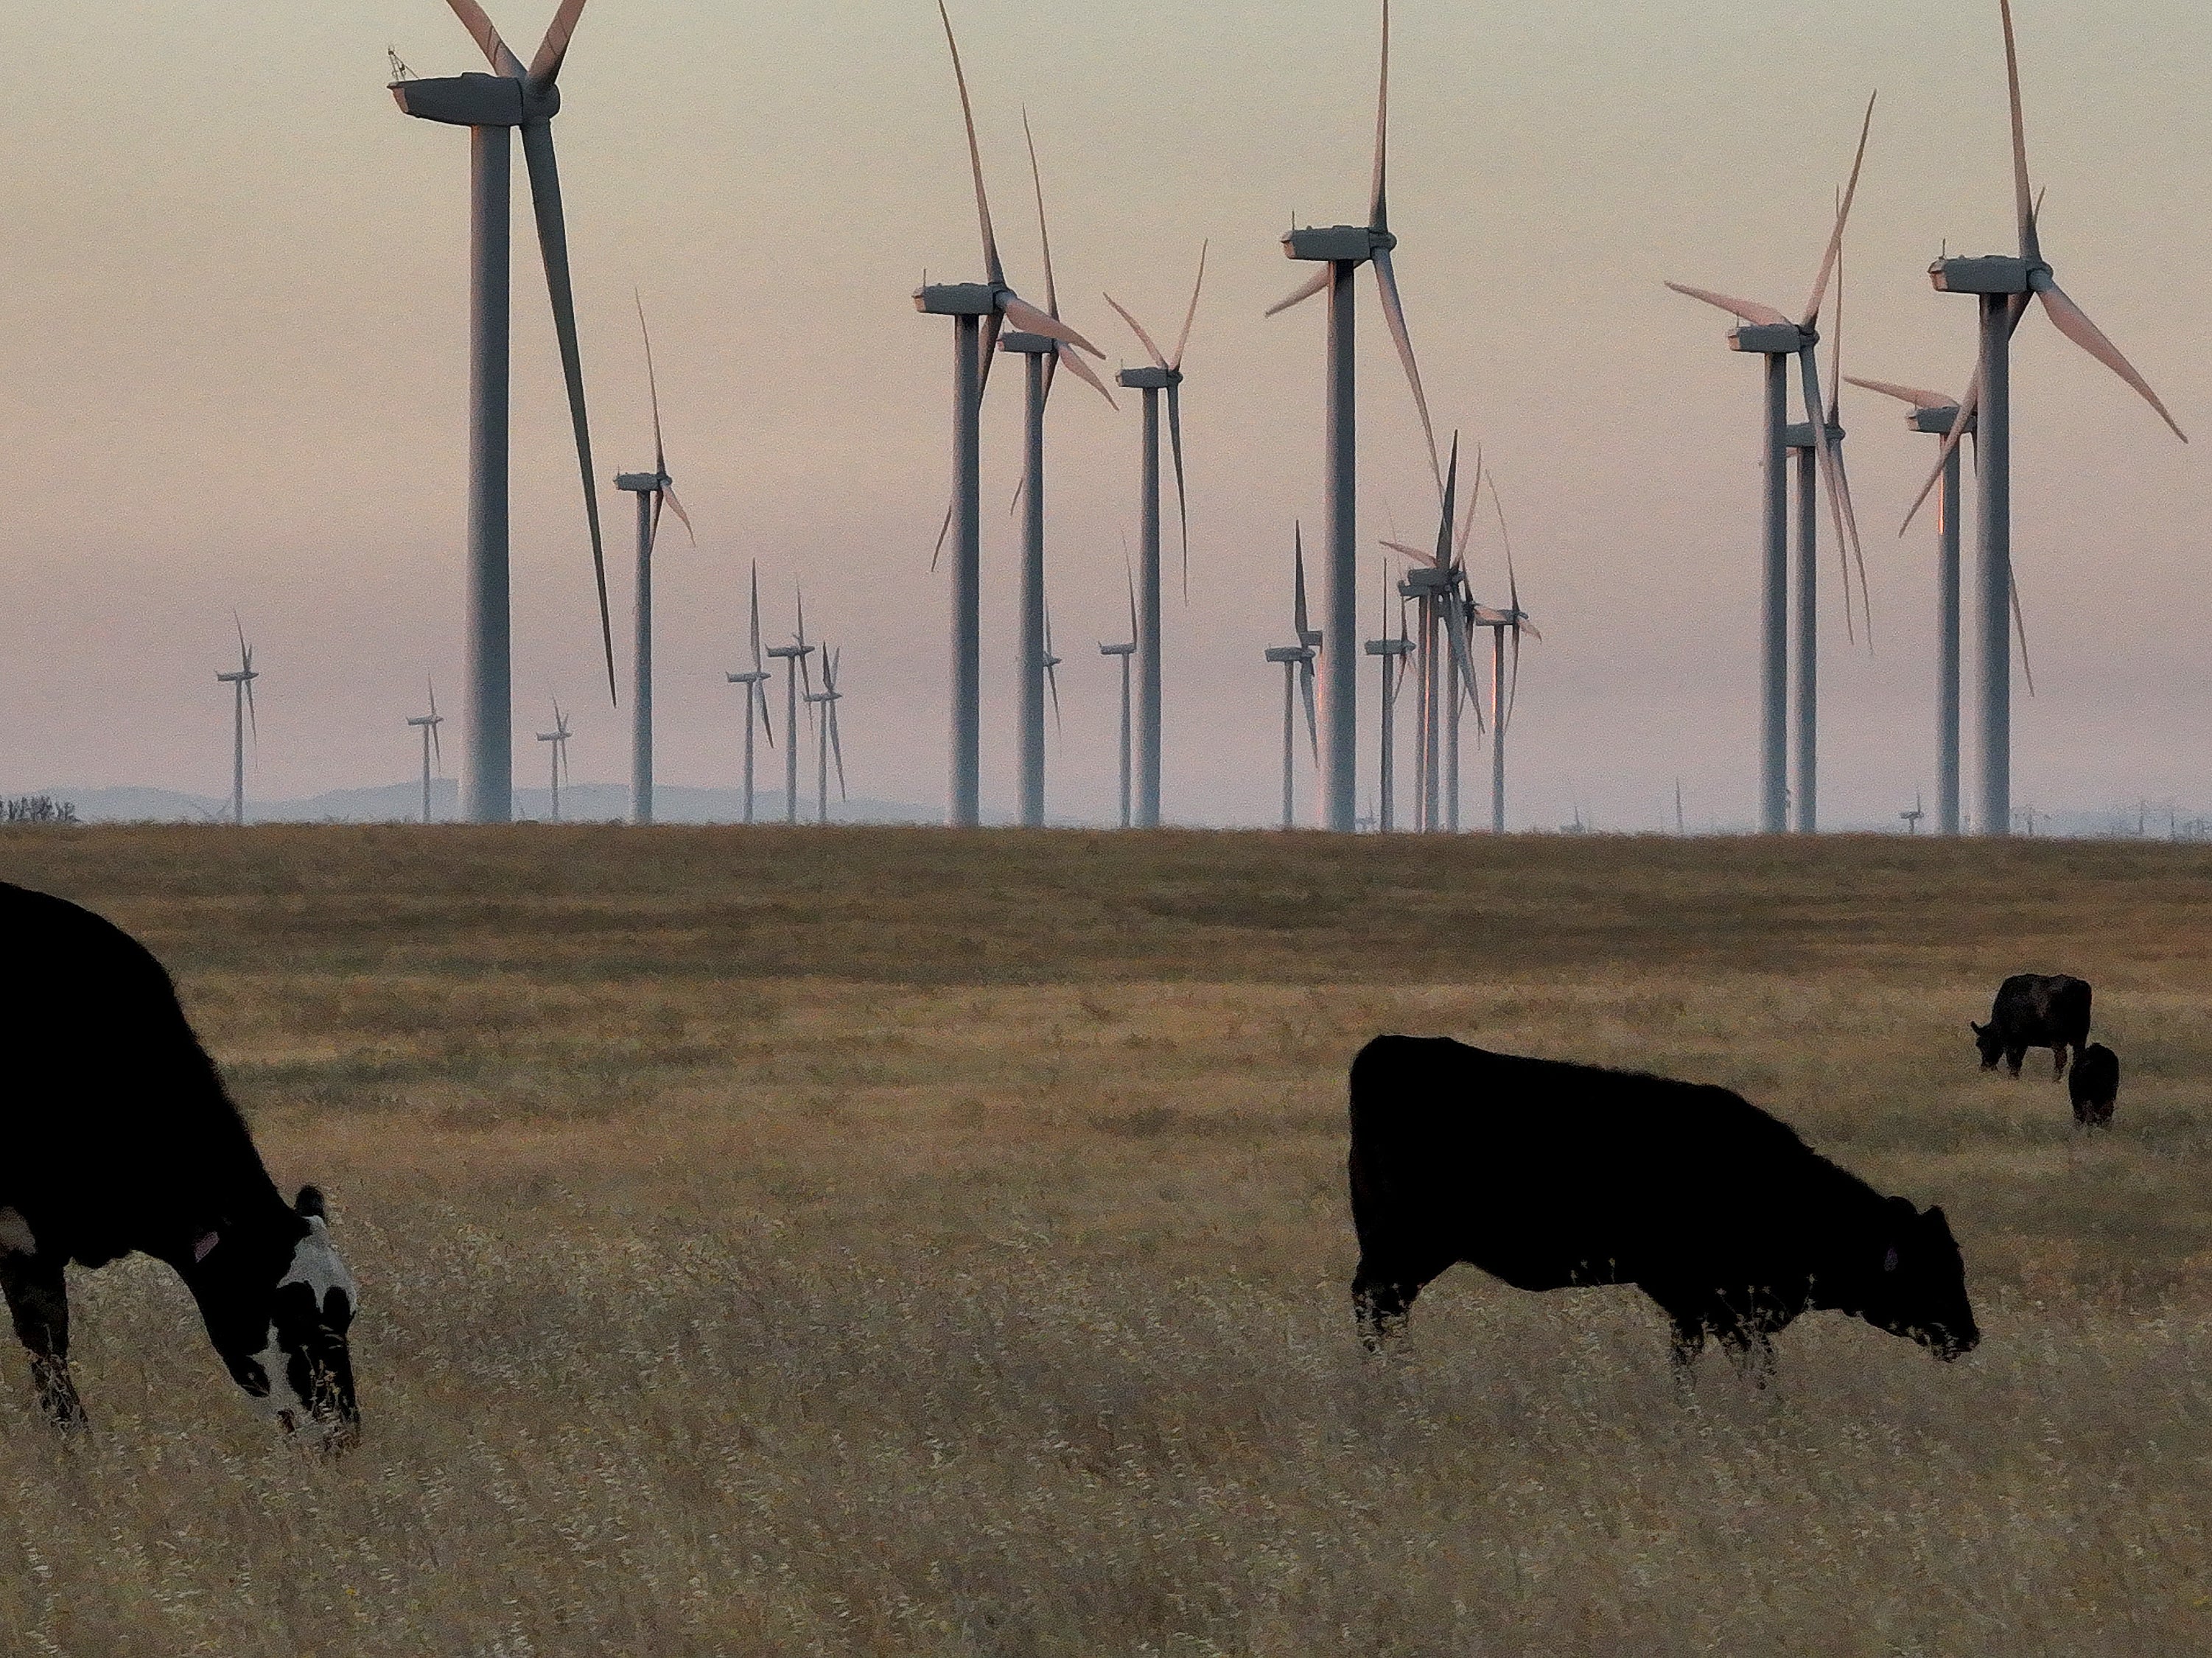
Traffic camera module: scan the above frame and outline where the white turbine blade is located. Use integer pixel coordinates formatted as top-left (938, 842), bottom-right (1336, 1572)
top-left (937, 0), bottom-right (1002, 287)
top-left (528, 0), bottom-right (588, 89)
top-left (749, 562), bottom-right (763, 669)
top-left (1800, 91), bottom-right (1875, 329)
top-left (1665, 282), bottom-right (1789, 328)
top-left (1166, 380), bottom-right (1189, 600)
top-left (1169, 239), bottom-right (1207, 371)
top-left (519, 121), bottom-right (615, 704)
top-left (1368, 0), bottom-right (1391, 232)
top-left (1438, 589), bottom-right (1486, 734)
top-left (830, 702), bottom-right (847, 800)
top-left (1998, 0), bottom-right (2037, 263)
top-left (1103, 293), bottom-right (1171, 371)
top-left (1429, 433), bottom-right (1460, 569)
top-left (1796, 346), bottom-right (1863, 646)
top-left (245, 676), bottom-right (259, 746)
top-left (444, 0), bottom-right (523, 76)
top-left (998, 294), bottom-right (1102, 357)
top-left (1056, 340), bottom-right (1117, 407)
top-left (635, 289), bottom-right (666, 475)
top-left (2011, 568), bottom-right (2037, 696)
top-left (1371, 246), bottom-right (1441, 497)
top-left (1830, 441), bottom-right (1874, 650)
top-left (661, 485), bottom-right (697, 545)
top-left (1265, 267), bottom-right (1332, 318)
top-left (2031, 273), bottom-right (2187, 441)
top-left (1299, 656), bottom-right (1319, 759)
top-left (1022, 109), bottom-right (1059, 323)
top-left (1846, 374), bottom-right (1956, 411)
top-left (1379, 538), bottom-right (1437, 567)
top-left (1293, 526), bottom-right (1312, 643)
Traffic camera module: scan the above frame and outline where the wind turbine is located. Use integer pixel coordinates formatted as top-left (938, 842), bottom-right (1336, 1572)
top-left (1667, 93), bottom-right (1875, 833)
top-left (1468, 466), bottom-right (1541, 836)
top-left (1379, 436), bottom-right (1487, 832)
top-left (805, 647), bottom-right (847, 825)
top-left (389, 0), bottom-right (615, 825)
top-left (1266, 0), bottom-right (1444, 831)
top-left (724, 563), bottom-right (776, 825)
top-left (406, 681), bottom-right (445, 825)
top-left (1901, 791), bottom-right (1925, 834)
top-left (1362, 576), bottom-right (1413, 832)
top-left (1263, 645), bottom-right (1315, 830)
top-left (766, 588), bottom-right (816, 826)
top-left (1850, 374), bottom-right (1968, 834)
top-left (534, 699), bottom-right (572, 822)
top-left (1904, 0), bottom-right (2184, 839)
top-left (914, 1), bottom-right (1107, 828)
top-left (1105, 243), bottom-right (1206, 829)
top-left (1099, 567), bottom-right (1137, 830)
top-left (214, 621), bottom-right (258, 828)
top-left (1003, 115), bottom-right (1115, 829)
top-left (614, 295), bottom-right (695, 829)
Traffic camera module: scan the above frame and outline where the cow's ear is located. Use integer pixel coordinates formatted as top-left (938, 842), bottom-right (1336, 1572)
top-left (1969, 1021), bottom-right (1986, 1036)
top-left (293, 1186), bottom-right (326, 1221)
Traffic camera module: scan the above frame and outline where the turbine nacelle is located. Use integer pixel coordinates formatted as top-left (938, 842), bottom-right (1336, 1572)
top-left (1729, 321), bottom-right (1815, 355)
top-left (613, 471), bottom-right (664, 492)
top-left (913, 282), bottom-right (999, 318)
top-left (1911, 405), bottom-right (1964, 435)
top-left (1783, 419), bottom-right (1847, 449)
top-left (1928, 254), bottom-right (2036, 295)
top-left (997, 331), bottom-right (1057, 356)
top-left (1281, 224), bottom-right (1392, 265)
top-left (1116, 364), bottom-right (1178, 391)
top-left (388, 71), bottom-right (557, 127)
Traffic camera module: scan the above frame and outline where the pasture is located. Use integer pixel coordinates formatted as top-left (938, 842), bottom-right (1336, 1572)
top-left (0, 825), bottom-right (2208, 1654)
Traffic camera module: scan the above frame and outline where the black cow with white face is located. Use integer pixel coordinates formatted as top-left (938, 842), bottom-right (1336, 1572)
top-left (0, 882), bottom-right (358, 1443)
top-left (1348, 1036), bottom-right (1979, 1373)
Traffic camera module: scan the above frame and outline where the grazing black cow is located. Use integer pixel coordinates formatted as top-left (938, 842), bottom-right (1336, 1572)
top-left (1347, 1036), bottom-right (1978, 1370)
top-left (2068, 1043), bottom-right (2119, 1128)
top-left (0, 882), bottom-right (358, 1442)
top-left (1973, 973), bottom-right (2092, 1080)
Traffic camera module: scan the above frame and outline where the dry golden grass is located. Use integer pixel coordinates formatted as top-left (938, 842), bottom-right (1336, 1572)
top-left (0, 825), bottom-right (2207, 1654)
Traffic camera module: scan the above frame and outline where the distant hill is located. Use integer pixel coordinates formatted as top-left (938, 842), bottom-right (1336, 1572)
top-left (32, 781), bottom-right (939, 827)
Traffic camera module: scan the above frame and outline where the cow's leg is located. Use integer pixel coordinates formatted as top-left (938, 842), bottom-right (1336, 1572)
top-left (2053, 1044), bottom-right (2070, 1080)
top-left (1351, 1251), bottom-right (1449, 1353)
top-left (0, 1250), bottom-right (84, 1430)
top-left (2006, 1046), bottom-right (2026, 1079)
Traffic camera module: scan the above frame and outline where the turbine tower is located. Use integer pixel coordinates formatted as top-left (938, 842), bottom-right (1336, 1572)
top-left (766, 589), bottom-right (816, 826)
top-left (805, 647), bottom-right (847, 825)
top-left (1851, 374), bottom-right (1968, 835)
top-left (534, 699), bottom-right (572, 822)
top-left (1379, 436), bottom-right (1486, 833)
top-left (1004, 116), bottom-right (1114, 828)
top-left (389, 0), bottom-right (616, 825)
top-left (1263, 646), bottom-right (1314, 830)
top-left (614, 295), bottom-right (695, 829)
top-left (1667, 94), bottom-right (1875, 833)
top-left (1267, 0), bottom-right (1444, 831)
top-left (1099, 569), bottom-right (1137, 830)
top-left (1468, 466), bottom-right (1541, 836)
top-left (214, 622), bottom-right (258, 828)
top-left (406, 680), bottom-right (445, 825)
top-left (724, 563), bottom-right (775, 825)
top-left (1105, 245), bottom-right (1206, 829)
top-left (915, 1), bottom-right (1105, 828)
top-left (1903, 0), bottom-right (2185, 837)
top-left (1362, 577), bottom-right (1413, 832)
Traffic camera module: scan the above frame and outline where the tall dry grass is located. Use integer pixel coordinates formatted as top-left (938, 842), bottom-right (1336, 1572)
top-left (0, 825), bottom-right (2204, 1654)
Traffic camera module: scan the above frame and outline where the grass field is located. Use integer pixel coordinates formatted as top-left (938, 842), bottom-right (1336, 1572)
top-left (0, 825), bottom-right (2206, 1654)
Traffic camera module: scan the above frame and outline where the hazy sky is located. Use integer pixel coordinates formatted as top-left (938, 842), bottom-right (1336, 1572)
top-left (4, 1), bottom-right (2208, 828)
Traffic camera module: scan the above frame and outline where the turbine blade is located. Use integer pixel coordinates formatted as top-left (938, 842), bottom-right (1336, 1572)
top-left (1265, 267), bottom-right (1332, 318)
top-left (830, 705), bottom-right (847, 800)
top-left (931, 500), bottom-right (954, 573)
top-left (661, 486), bottom-right (696, 545)
top-left (937, 0), bottom-right (1002, 287)
top-left (1169, 240), bottom-right (1207, 371)
top-left (1368, 0), bottom-right (1390, 232)
top-left (1379, 539), bottom-right (1437, 566)
top-left (998, 294), bottom-right (1101, 357)
top-left (1797, 346), bottom-right (1863, 646)
top-left (749, 562), bottom-right (763, 669)
top-left (1056, 340), bottom-right (1117, 407)
top-left (1292, 525), bottom-right (1314, 646)
top-left (2011, 568), bottom-right (2037, 696)
top-left (648, 487), bottom-right (663, 559)
top-left (1166, 380), bottom-right (1189, 601)
top-left (245, 677), bottom-right (259, 746)
top-left (1300, 657), bottom-right (1319, 759)
top-left (1125, 553), bottom-right (1138, 643)
top-left (1846, 374), bottom-right (1956, 411)
top-left (1488, 464), bottom-right (1524, 623)
top-left (635, 289), bottom-right (666, 475)
top-left (1831, 441), bottom-right (1874, 651)
top-left (1021, 109), bottom-right (1058, 322)
top-left (1665, 282), bottom-right (1789, 328)
top-left (1438, 588), bottom-right (1486, 730)
top-left (976, 307), bottom-right (1004, 401)
top-left (1800, 91), bottom-right (1875, 329)
top-left (443, 0), bottom-right (523, 76)
top-left (519, 121), bottom-right (616, 703)
top-left (2031, 273), bottom-right (2187, 441)
top-left (1824, 218), bottom-right (1844, 426)
top-left (527, 0), bottom-right (588, 91)
top-left (1429, 433), bottom-right (1460, 568)
top-left (1998, 0), bottom-right (2037, 262)
top-left (1103, 293), bottom-right (1172, 371)
top-left (1505, 624), bottom-right (1522, 732)
top-left (1371, 246), bottom-right (1441, 496)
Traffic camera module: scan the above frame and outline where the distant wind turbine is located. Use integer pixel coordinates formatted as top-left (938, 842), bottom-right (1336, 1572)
top-left (534, 699), bottom-right (573, 822)
top-left (1903, 0), bottom-right (2183, 839)
top-left (1267, 0), bottom-right (1444, 830)
top-left (724, 563), bottom-right (776, 825)
top-left (1105, 243), bottom-right (1206, 829)
top-left (406, 680), bottom-right (445, 825)
top-left (1362, 573), bottom-right (1413, 832)
top-left (766, 587), bottom-right (816, 826)
top-left (805, 646), bottom-right (847, 825)
top-left (1099, 567), bottom-right (1137, 830)
top-left (389, 0), bottom-right (616, 824)
top-left (914, 1), bottom-right (1106, 828)
top-left (615, 295), bottom-right (695, 829)
top-left (214, 622), bottom-right (259, 828)
top-left (1468, 466), bottom-right (1541, 836)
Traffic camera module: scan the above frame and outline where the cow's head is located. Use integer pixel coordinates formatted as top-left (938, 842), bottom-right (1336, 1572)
top-left (1859, 1199), bottom-right (1978, 1360)
top-left (1970, 1020), bottom-right (2004, 1070)
top-left (193, 1187), bottom-right (359, 1447)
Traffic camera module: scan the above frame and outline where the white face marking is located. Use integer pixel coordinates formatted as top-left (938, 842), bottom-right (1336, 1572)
top-left (0, 1208), bottom-right (36, 1257)
top-left (245, 1220), bottom-right (358, 1438)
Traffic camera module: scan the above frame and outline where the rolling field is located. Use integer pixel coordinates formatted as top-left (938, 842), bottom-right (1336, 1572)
top-left (0, 825), bottom-right (2208, 1654)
